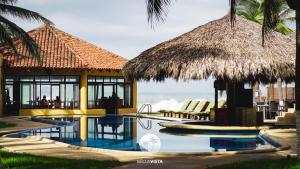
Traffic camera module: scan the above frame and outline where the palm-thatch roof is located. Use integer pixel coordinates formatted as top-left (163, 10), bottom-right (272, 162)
top-left (123, 15), bottom-right (295, 83)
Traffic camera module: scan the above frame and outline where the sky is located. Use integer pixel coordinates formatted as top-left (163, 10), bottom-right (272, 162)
top-left (15, 0), bottom-right (230, 95)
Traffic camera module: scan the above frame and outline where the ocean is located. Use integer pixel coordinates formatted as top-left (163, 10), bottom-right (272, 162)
top-left (137, 92), bottom-right (226, 112)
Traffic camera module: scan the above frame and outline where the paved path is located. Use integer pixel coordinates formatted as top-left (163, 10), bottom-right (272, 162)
top-left (113, 128), bottom-right (297, 169)
top-left (0, 117), bottom-right (297, 169)
top-left (0, 116), bottom-right (52, 135)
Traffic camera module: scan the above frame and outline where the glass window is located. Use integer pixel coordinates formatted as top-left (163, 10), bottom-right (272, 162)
top-left (51, 76), bottom-right (64, 82)
top-left (117, 78), bottom-right (124, 83)
top-left (111, 78), bottom-right (117, 83)
top-left (21, 83), bottom-right (34, 108)
top-left (96, 77), bottom-right (103, 82)
top-left (66, 76), bottom-right (79, 82)
top-left (20, 76), bottom-right (34, 82)
top-left (40, 84), bottom-right (51, 100)
top-left (64, 84), bottom-right (79, 109)
top-left (73, 84), bottom-right (80, 108)
top-left (35, 76), bottom-right (49, 82)
top-left (66, 84), bottom-right (74, 109)
top-left (36, 84), bottom-right (40, 100)
top-left (51, 85), bottom-right (60, 101)
top-left (5, 77), bottom-right (14, 82)
top-left (5, 85), bottom-right (13, 105)
top-left (104, 77), bottom-right (110, 82)
top-left (15, 75), bottom-right (80, 109)
top-left (88, 85), bottom-right (95, 108)
top-left (117, 84), bottom-right (124, 106)
top-left (87, 76), bottom-right (133, 108)
top-left (88, 77), bottom-right (95, 82)
top-left (96, 84), bottom-right (102, 100)
top-left (60, 84), bottom-right (65, 108)
top-left (124, 84), bottom-right (132, 107)
top-left (104, 85), bottom-right (114, 98)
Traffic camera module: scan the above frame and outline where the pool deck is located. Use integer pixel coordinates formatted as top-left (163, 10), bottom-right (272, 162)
top-left (0, 116), bottom-right (297, 169)
top-left (0, 116), bottom-right (53, 135)
top-left (159, 120), bottom-right (271, 131)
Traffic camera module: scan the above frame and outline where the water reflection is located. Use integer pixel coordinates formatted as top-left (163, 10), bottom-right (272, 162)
top-left (16, 116), bottom-right (274, 152)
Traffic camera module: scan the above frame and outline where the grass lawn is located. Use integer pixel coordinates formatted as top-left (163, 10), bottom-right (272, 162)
top-left (0, 122), bottom-right (16, 129)
top-left (0, 150), bottom-right (123, 169)
top-left (209, 158), bottom-right (300, 169)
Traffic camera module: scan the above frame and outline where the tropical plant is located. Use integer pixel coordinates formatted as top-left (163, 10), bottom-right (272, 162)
top-left (236, 0), bottom-right (294, 35)
top-left (145, 0), bottom-right (299, 157)
top-left (0, 0), bottom-right (52, 57)
top-left (237, 0), bottom-right (295, 103)
top-left (0, 0), bottom-right (51, 118)
top-left (0, 1), bottom-right (51, 165)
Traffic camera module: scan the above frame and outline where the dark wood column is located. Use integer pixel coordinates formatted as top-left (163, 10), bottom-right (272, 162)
top-left (214, 84), bottom-right (218, 114)
top-left (226, 82), bottom-right (236, 125)
top-left (227, 82), bottom-right (254, 126)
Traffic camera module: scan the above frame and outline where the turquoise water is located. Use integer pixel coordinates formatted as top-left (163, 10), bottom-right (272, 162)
top-left (16, 116), bottom-right (276, 152)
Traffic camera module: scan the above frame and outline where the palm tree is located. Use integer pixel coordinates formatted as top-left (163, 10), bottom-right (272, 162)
top-left (145, 0), bottom-right (299, 157)
top-left (0, 0), bottom-right (52, 57)
top-left (0, 2), bottom-right (51, 167)
top-left (0, 0), bottom-right (52, 117)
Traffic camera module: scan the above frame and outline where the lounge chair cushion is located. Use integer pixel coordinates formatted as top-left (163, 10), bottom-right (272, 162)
top-left (189, 101), bottom-right (208, 114)
top-left (178, 100), bottom-right (192, 112)
top-left (184, 101), bottom-right (200, 113)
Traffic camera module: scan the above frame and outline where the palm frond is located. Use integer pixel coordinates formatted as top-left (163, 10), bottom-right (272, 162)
top-left (255, 14), bottom-right (264, 24)
top-left (0, 15), bottom-right (39, 58)
top-left (275, 21), bottom-right (293, 34)
top-left (279, 8), bottom-right (295, 22)
top-left (237, 0), bottom-right (260, 17)
top-left (0, 3), bottom-right (53, 25)
top-left (146, 0), bottom-right (172, 28)
top-left (0, 22), bottom-right (17, 54)
top-left (0, 0), bottom-right (17, 5)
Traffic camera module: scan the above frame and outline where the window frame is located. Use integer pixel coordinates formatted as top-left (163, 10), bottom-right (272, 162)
top-left (87, 76), bottom-right (133, 109)
top-left (5, 75), bottom-right (81, 109)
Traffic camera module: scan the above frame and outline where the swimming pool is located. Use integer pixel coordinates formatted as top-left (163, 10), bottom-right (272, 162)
top-left (15, 116), bottom-right (277, 152)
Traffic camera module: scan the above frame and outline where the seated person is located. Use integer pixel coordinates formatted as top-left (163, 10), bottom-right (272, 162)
top-left (54, 96), bottom-right (61, 109)
top-left (41, 95), bottom-right (49, 108)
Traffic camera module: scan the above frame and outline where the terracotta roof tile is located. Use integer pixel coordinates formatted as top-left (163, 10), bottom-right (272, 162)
top-left (1, 26), bottom-right (128, 70)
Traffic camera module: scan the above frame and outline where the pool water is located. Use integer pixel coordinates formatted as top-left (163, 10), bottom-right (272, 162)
top-left (16, 116), bottom-right (276, 152)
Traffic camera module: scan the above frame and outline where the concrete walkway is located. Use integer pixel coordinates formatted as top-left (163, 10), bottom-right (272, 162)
top-left (0, 116), bottom-right (52, 135)
top-left (113, 129), bottom-right (297, 169)
top-left (0, 116), bottom-right (297, 169)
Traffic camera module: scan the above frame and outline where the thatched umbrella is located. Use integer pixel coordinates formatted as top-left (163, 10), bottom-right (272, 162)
top-left (123, 14), bottom-right (296, 126)
top-left (123, 15), bottom-right (295, 84)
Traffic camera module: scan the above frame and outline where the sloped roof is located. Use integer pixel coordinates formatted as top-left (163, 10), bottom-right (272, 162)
top-left (123, 15), bottom-right (295, 83)
top-left (1, 26), bottom-right (128, 70)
